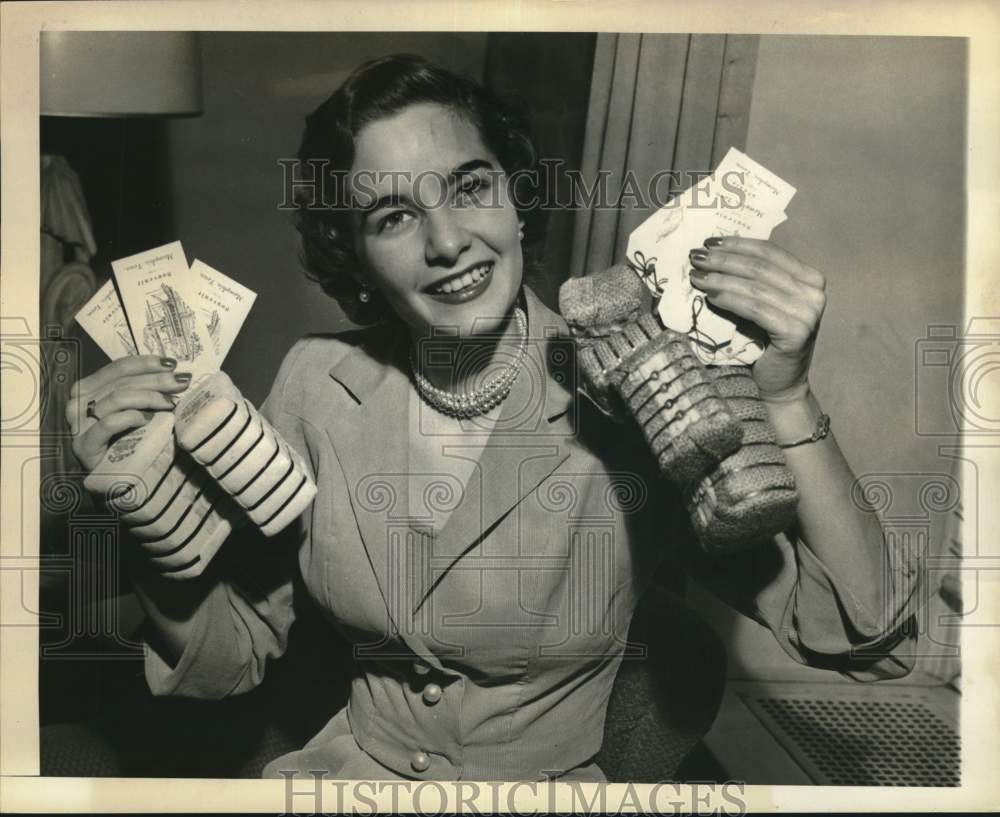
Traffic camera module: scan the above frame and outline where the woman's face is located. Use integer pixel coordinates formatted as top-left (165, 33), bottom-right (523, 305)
top-left (348, 102), bottom-right (524, 340)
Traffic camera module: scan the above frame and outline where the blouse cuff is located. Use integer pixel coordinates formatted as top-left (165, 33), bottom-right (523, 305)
top-left (778, 535), bottom-right (921, 682)
top-left (143, 581), bottom-right (250, 698)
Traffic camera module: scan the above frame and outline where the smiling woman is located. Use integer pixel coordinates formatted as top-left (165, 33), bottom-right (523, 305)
top-left (65, 52), bottom-right (922, 783)
top-left (294, 55), bottom-right (543, 328)
top-left (346, 103), bottom-right (525, 379)
top-left (292, 55), bottom-right (548, 413)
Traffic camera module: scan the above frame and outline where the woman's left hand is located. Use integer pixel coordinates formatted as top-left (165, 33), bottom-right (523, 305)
top-left (688, 236), bottom-right (826, 402)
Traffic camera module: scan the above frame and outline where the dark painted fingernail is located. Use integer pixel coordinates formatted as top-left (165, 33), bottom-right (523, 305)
top-left (690, 269), bottom-right (709, 281)
top-left (704, 237), bottom-right (724, 248)
top-left (689, 248), bottom-right (709, 262)
top-left (160, 357), bottom-right (177, 369)
top-left (174, 373), bottom-right (192, 384)
top-left (143, 411), bottom-right (156, 421)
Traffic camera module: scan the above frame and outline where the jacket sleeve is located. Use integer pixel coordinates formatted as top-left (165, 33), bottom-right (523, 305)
top-left (672, 487), bottom-right (922, 682)
top-left (142, 339), bottom-right (314, 698)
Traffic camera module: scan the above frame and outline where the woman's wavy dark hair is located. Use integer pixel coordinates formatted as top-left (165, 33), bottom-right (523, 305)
top-left (293, 53), bottom-right (547, 325)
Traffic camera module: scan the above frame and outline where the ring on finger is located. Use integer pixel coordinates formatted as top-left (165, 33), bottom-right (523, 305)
top-left (86, 399), bottom-right (101, 421)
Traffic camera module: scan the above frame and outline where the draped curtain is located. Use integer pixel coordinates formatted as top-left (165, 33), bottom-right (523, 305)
top-left (570, 33), bottom-right (760, 278)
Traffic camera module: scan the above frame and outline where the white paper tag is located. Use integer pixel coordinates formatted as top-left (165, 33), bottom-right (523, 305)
top-left (74, 279), bottom-right (138, 359)
top-left (111, 241), bottom-right (215, 375)
top-left (189, 259), bottom-right (258, 369)
top-left (627, 148), bottom-right (796, 365)
top-left (75, 240), bottom-right (260, 377)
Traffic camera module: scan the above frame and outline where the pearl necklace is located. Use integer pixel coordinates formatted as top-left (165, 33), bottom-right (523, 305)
top-left (409, 307), bottom-right (528, 419)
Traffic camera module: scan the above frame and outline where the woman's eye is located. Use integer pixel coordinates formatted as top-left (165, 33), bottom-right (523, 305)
top-left (456, 175), bottom-right (491, 203)
top-left (378, 211), bottom-right (413, 232)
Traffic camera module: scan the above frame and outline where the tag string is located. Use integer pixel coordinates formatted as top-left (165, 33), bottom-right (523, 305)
top-left (627, 250), bottom-right (668, 295)
top-left (687, 296), bottom-right (731, 361)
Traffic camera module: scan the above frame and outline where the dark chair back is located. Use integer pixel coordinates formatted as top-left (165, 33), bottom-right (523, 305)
top-left (597, 585), bottom-right (727, 782)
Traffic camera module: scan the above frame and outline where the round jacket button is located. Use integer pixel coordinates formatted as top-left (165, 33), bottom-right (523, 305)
top-left (422, 683), bottom-right (443, 705)
top-left (413, 661), bottom-right (431, 676)
top-left (411, 751), bottom-right (431, 773)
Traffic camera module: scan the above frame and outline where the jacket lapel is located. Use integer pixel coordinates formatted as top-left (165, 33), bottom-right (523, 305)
top-left (324, 287), bottom-right (595, 653)
top-left (324, 317), bottom-right (416, 650)
top-left (406, 287), bottom-right (583, 612)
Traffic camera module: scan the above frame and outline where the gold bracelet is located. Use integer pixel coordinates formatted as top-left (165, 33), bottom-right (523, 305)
top-left (777, 412), bottom-right (831, 449)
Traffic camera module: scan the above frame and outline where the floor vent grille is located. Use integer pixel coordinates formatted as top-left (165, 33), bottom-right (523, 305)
top-left (741, 694), bottom-right (960, 786)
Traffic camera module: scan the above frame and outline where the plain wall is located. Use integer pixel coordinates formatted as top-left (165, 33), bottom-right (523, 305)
top-left (747, 35), bottom-right (966, 477)
top-left (690, 35), bottom-right (967, 680)
top-left (164, 33), bottom-right (489, 404)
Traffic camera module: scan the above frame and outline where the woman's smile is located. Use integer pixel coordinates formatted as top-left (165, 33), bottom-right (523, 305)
top-left (423, 260), bottom-right (494, 302)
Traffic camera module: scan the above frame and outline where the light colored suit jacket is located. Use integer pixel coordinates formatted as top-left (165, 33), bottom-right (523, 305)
top-left (144, 285), bottom-right (917, 781)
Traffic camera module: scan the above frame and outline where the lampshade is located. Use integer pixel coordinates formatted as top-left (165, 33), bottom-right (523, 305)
top-left (40, 31), bottom-right (203, 117)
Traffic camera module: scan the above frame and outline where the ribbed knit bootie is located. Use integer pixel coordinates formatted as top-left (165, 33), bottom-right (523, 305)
top-left (559, 265), bottom-right (801, 555)
top-left (560, 265), bottom-right (743, 483)
top-left (83, 411), bottom-right (243, 579)
top-left (682, 366), bottom-right (800, 554)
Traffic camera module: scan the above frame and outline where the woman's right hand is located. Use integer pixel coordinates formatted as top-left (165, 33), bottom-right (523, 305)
top-left (67, 355), bottom-right (193, 471)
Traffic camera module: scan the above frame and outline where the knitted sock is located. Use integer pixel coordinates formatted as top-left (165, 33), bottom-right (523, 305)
top-left (558, 263), bottom-right (652, 341)
top-left (85, 411), bottom-right (242, 580)
top-left (560, 264), bottom-right (651, 420)
top-left (85, 370), bottom-right (317, 577)
top-left (174, 371), bottom-right (317, 537)
top-left (560, 267), bottom-right (743, 482)
top-left (683, 366), bottom-right (800, 554)
top-left (559, 266), bottom-right (801, 552)
top-left (594, 316), bottom-right (744, 482)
